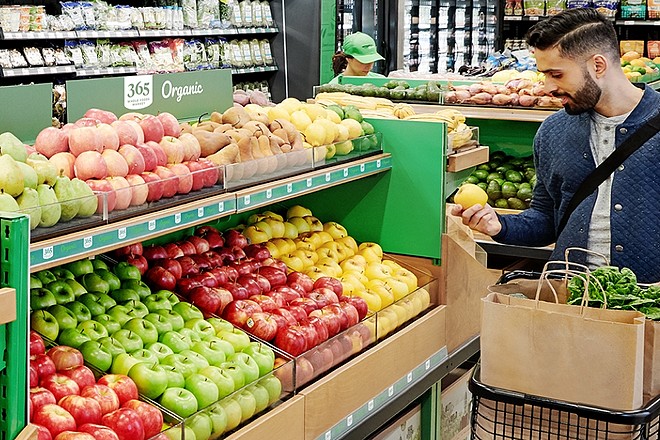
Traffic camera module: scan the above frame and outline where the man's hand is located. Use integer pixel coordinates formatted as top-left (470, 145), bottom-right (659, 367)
top-left (449, 203), bottom-right (503, 236)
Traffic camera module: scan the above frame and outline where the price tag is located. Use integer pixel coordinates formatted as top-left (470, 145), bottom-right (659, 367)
top-left (36, 67), bottom-right (45, 75)
top-left (407, 372), bottom-right (413, 383)
top-left (148, 220), bottom-right (156, 231)
top-left (325, 172), bottom-right (331, 182)
top-left (343, 168), bottom-right (349, 177)
top-left (118, 227), bottom-right (126, 240)
top-left (174, 213), bottom-right (181, 224)
top-left (197, 207), bottom-right (204, 217)
top-left (425, 359), bottom-right (431, 370)
top-left (376, 159), bottom-right (381, 168)
top-left (346, 414), bottom-right (353, 427)
top-left (360, 164), bottom-right (365, 172)
top-left (124, 75), bottom-right (153, 110)
top-left (286, 183), bottom-right (292, 193)
top-left (266, 189), bottom-right (272, 199)
top-left (368, 400), bottom-right (374, 411)
top-left (43, 246), bottom-right (54, 260)
top-left (624, 20), bottom-right (635, 25)
top-left (388, 386), bottom-right (394, 397)
top-left (218, 201), bottom-right (224, 211)
top-left (83, 236), bottom-right (93, 249)
top-left (306, 178), bottom-right (312, 187)
top-left (325, 432), bottom-right (331, 440)
top-left (243, 195), bottom-right (251, 205)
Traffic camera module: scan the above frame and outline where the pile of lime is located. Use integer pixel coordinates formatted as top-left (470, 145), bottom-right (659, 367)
top-left (464, 151), bottom-right (536, 210)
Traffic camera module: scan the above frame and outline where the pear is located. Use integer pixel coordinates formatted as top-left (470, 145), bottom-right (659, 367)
top-left (0, 191), bottom-right (19, 212)
top-left (27, 152), bottom-right (48, 162)
top-left (0, 154), bottom-right (25, 197)
top-left (0, 132), bottom-right (27, 162)
top-left (53, 174), bottom-right (79, 222)
top-left (16, 187), bottom-right (41, 230)
top-left (27, 156), bottom-right (58, 186)
top-left (16, 162), bottom-right (38, 189)
top-left (36, 184), bottom-right (61, 227)
top-left (70, 178), bottom-right (97, 218)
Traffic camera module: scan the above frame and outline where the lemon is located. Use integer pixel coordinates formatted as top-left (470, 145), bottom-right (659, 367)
top-left (454, 183), bottom-right (488, 209)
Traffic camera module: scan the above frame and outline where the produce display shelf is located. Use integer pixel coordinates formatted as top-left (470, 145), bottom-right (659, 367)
top-left (0, 65), bottom-right (76, 78)
top-left (503, 15), bottom-right (544, 21)
top-left (0, 31), bottom-right (79, 40)
top-left (191, 26), bottom-right (279, 36)
top-left (76, 66), bottom-right (138, 77)
top-left (75, 30), bottom-right (141, 39)
top-left (28, 153), bottom-right (391, 271)
top-left (411, 103), bottom-right (555, 123)
top-left (0, 28), bottom-right (279, 40)
top-left (138, 29), bottom-right (193, 37)
top-left (231, 65), bottom-right (278, 75)
top-left (615, 19), bottom-right (660, 25)
top-left (338, 336), bottom-right (480, 440)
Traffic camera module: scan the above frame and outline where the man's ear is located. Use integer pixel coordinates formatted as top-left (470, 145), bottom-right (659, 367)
top-left (592, 54), bottom-right (609, 78)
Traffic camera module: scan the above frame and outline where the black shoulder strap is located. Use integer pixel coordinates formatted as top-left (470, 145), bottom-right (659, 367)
top-left (557, 111), bottom-right (660, 235)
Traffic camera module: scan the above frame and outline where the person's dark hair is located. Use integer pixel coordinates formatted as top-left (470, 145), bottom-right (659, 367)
top-left (525, 8), bottom-right (619, 62)
top-left (332, 52), bottom-right (351, 75)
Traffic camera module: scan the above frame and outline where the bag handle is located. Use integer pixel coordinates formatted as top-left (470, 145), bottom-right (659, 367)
top-left (535, 264), bottom-right (608, 312)
top-left (564, 247), bottom-right (610, 267)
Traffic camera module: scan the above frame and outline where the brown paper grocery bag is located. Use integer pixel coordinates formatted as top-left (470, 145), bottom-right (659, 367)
top-left (487, 277), bottom-right (569, 304)
top-left (644, 320), bottom-right (660, 402)
top-left (481, 292), bottom-right (645, 410)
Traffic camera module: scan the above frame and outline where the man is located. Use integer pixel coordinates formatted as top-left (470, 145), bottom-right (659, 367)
top-left (451, 8), bottom-right (660, 283)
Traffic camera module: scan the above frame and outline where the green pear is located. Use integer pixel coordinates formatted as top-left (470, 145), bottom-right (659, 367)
top-left (27, 157), bottom-right (58, 186)
top-left (0, 154), bottom-right (25, 197)
top-left (0, 132), bottom-right (27, 162)
top-left (0, 191), bottom-right (19, 212)
top-left (27, 152), bottom-right (48, 162)
top-left (16, 187), bottom-right (41, 230)
top-left (36, 184), bottom-right (61, 227)
top-left (70, 178), bottom-right (97, 218)
top-left (16, 162), bottom-right (38, 189)
top-left (53, 174), bottom-right (79, 222)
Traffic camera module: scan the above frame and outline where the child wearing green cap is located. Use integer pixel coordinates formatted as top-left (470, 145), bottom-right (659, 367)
top-left (328, 32), bottom-right (386, 84)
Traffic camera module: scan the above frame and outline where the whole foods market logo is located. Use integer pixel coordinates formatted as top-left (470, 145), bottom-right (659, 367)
top-left (124, 75), bottom-right (153, 110)
top-left (161, 80), bottom-right (204, 103)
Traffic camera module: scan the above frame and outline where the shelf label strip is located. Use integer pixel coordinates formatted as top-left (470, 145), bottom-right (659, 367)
top-left (317, 346), bottom-right (448, 440)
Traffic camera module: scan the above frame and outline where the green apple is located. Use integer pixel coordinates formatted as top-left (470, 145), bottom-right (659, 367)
top-left (110, 288), bottom-right (140, 303)
top-left (247, 383), bottom-right (270, 413)
top-left (143, 295), bottom-right (172, 313)
top-left (160, 364), bottom-right (186, 388)
top-left (161, 353), bottom-right (198, 378)
top-left (64, 301), bottom-right (92, 322)
top-left (47, 280), bottom-right (75, 304)
top-left (128, 361), bottom-right (169, 399)
top-left (58, 327), bottom-right (91, 348)
top-left (242, 342), bottom-right (275, 376)
top-left (122, 299), bottom-right (149, 318)
top-left (205, 317), bottom-right (234, 334)
top-left (163, 426), bottom-right (196, 440)
top-left (48, 304), bottom-right (78, 330)
top-left (187, 411), bottom-right (213, 440)
top-left (184, 318), bottom-right (215, 339)
top-left (218, 328), bottom-right (250, 352)
top-left (30, 275), bottom-right (42, 289)
top-left (97, 293), bottom-right (117, 310)
top-left (207, 404), bottom-right (228, 436)
top-left (144, 312), bottom-right (174, 335)
top-left (91, 258), bottom-right (109, 271)
top-left (79, 339), bottom-right (113, 371)
top-left (202, 336), bottom-right (235, 359)
top-left (35, 269), bottom-right (57, 285)
top-left (113, 262), bottom-right (142, 281)
top-left (155, 309), bottom-right (185, 332)
top-left (219, 361), bottom-right (245, 390)
top-left (178, 327), bottom-right (202, 344)
top-left (159, 330), bottom-right (192, 353)
top-left (219, 398), bottom-right (243, 431)
top-left (95, 269), bottom-right (121, 291)
top-left (78, 293), bottom-right (105, 316)
top-left (111, 352), bottom-right (142, 375)
top-left (98, 336), bottom-right (127, 357)
top-left (146, 341), bottom-right (174, 362)
top-left (112, 329), bottom-right (144, 353)
top-left (172, 302), bottom-right (203, 321)
top-left (259, 374), bottom-right (283, 404)
top-left (107, 305), bottom-right (132, 326)
top-left (179, 349), bottom-right (210, 372)
top-left (30, 288), bottom-right (57, 310)
top-left (159, 387), bottom-right (198, 418)
top-left (80, 272), bottom-right (110, 295)
top-left (123, 318), bottom-right (158, 344)
top-left (191, 340), bottom-right (227, 367)
top-left (185, 373), bottom-right (219, 409)
top-left (129, 348), bottom-right (159, 366)
top-left (121, 279), bottom-right (151, 300)
top-left (235, 389), bottom-right (257, 423)
top-left (64, 259), bottom-right (94, 278)
top-left (94, 314), bottom-right (121, 335)
top-left (152, 290), bottom-right (180, 306)
top-left (30, 309), bottom-right (59, 341)
top-left (228, 352), bottom-right (260, 384)
top-left (198, 365), bottom-right (236, 399)
top-left (51, 267), bottom-right (75, 280)
top-left (78, 319), bottom-right (109, 340)
top-left (65, 279), bottom-right (87, 298)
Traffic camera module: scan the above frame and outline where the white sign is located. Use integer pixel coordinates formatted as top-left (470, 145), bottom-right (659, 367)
top-left (124, 75), bottom-right (153, 109)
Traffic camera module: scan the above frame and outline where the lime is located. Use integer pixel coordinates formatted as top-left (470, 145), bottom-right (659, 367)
top-left (360, 121), bottom-right (375, 135)
top-left (517, 187), bottom-right (533, 201)
top-left (494, 198), bottom-right (509, 209)
top-left (466, 175), bottom-right (480, 184)
top-left (486, 180), bottom-right (502, 200)
top-left (473, 169), bottom-right (489, 181)
top-left (326, 105), bottom-right (344, 120)
top-left (486, 172), bottom-right (504, 182)
top-left (476, 164), bottom-right (491, 171)
top-left (501, 182), bottom-right (518, 199)
top-left (477, 182), bottom-right (488, 192)
top-left (505, 170), bottom-right (523, 183)
top-left (507, 197), bottom-right (526, 210)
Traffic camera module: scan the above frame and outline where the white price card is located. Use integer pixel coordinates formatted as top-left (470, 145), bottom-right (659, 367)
top-left (266, 189), bottom-right (272, 199)
top-left (306, 178), bottom-right (312, 187)
top-left (388, 386), bottom-right (394, 397)
top-left (343, 168), bottom-right (349, 177)
top-left (407, 372), bottom-right (413, 383)
top-left (376, 159), bottom-right (381, 168)
top-left (197, 207), bottom-right (204, 217)
top-left (148, 220), bottom-right (156, 231)
top-left (43, 246), bottom-right (54, 260)
top-left (325, 432), bottom-right (331, 440)
top-left (243, 195), bottom-right (251, 205)
top-left (124, 75), bottom-right (153, 110)
top-left (368, 400), bottom-right (374, 411)
top-left (83, 236), bottom-right (93, 249)
top-left (425, 360), bottom-right (431, 370)
top-left (118, 227), bottom-right (126, 239)
top-left (360, 164), bottom-right (365, 172)
top-left (218, 201), bottom-right (224, 211)
top-left (346, 415), bottom-right (353, 427)
top-left (325, 173), bottom-right (331, 182)
top-left (286, 183), bottom-right (293, 193)
top-left (174, 213), bottom-right (181, 224)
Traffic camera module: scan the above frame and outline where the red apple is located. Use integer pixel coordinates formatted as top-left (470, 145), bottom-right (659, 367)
top-left (31, 364), bottom-right (39, 387)
top-left (96, 374), bottom-right (139, 407)
top-left (85, 109), bottom-right (118, 125)
top-left (175, 255), bottom-right (199, 276)
top-left (307, 316), bottom-right (329, 343)
top-left (324, 304), bottom-right (349, 331)
top-left (40, 373), bottom-right (80, 402)
top-left (139, 115), bottom-right (165, 143)
top-left (248, 294), bottom-right (279, 313)
top-left (309, 308), bottom-right (342, 337)
top-left (144, 266), bottom-right (177, 291)
top-left (202, 251), bottom-right (224, 268)
top-left (97, 123), bottom-right (120, 151)
top-left (215, 265), bottom-right (238, 282)
top-left (224, 282), bottom-right (249, 301)
top-left (264, 290), bottom-right (287, 308)
top-left (101, 408), bottom-right (145, 440)
top-left (167, 163), bottom-right (193, 194)
top-left (287, 272), bottom-right (314, 293)
top-left (288, 297), bottom-right (319, 315)
top-left (197, 158), bottom-right (220, 187)
top-left (58, 394), bottom-right (102, 426)
top-left (118, 148), bottom-right (147, 181)
top-left (50, 152), bottom-right (76, 178)
top-left (244, 244), bottom-right (271, 261)
top-left (75, 152), bottom-right (108, 181)
top-left (30, 386), bottom-right (57, 413)
top-left (154, 258), bottom-right (183, 280)
top-left (121, 400), bottom-right (162, 439)
top-left (105, 176), bottom-right (132, 211)
top-left (272, 308), bottom-right (298, 327)
top-left (266, 259), bottom-right (289, 274)
top-left (159, 136), bottom-right (184, 164)
top-left (188, 286), bottom-right (222, 315)
top-left (35, 127), bottom-right (69, 158)
top-left (142, 245), bottom-right (168, 261)
top-left (274, 325), bottom-right (307, 356)
top-left (342, 296), bottom-right (369, 321)
top-left (297, 322), bottom-right (320, 348)
top-left (139, 172), bottom-right (164, 202)
top-left (256, 266), bottom-right (287, 288)
top-left (177, 240), bottom-right (196, 257)
top-left (287, 305), bottom-right (308, 323)
top-left (33, 404), bottom-right (76, 438)
top-left (188, 271), bottom-right (218, 288)
top-left (183, 161), bottom-right (205, 191)
top-left (186, 236), bottom-right (210, 254)
top-left (313, 277), bottom-right (344, 298)
top-left (78, 424), bottom-right (120, 440)
top-left (80, 384), bottom-right (120, 415)
top-left (111, 121), bottom-right (140, 147)
top-left (126, 256), bottom-right (148, 276)
top-left (237, 275), bottom-right (263, 297)
top-left (163, 243), bottom-right (184, 259)
top-left (113, 243), bottom-right (143, 258)
top-left (221, 299), bottom-right (262, 327)
top-left (244, 312), bottom-right (279, 341)
top-left (145, 141), bottom-right (167, 167)
top-left (59, 365), bottom-right (96, 390)
top-left (30, 331), bottom-right (46, 356)
top-left (34, 425), bottom-right (52, 440)
top-left (339, 301), bottom-right (360, 327)
top-left (133, 143), bottom-right (158, 172)
top-left (223, 229), bottom-right (248, 249)
top-left (175, 278), bottom-right (202, 296)
top-left (189, 255), bottom-right (211, 272)
top-left (69, 127), bottom-right (103, 156)
top-left (86, 179), bottom-right (116, 214)
top-left (153, 166), bottom-right (179, 198)
top-left (47, 346), bottom-right (84, 371)
top-left (156, 112), bottom-right (181, 137)
top-left (270, 286), bottom-right (302, 304)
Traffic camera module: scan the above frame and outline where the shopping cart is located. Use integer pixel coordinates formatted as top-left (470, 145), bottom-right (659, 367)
top-left (469, 270), bottom-right (660, 440)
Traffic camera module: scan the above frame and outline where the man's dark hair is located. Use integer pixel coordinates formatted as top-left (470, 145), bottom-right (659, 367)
top-left (525, 8), bottom-right (619, 61)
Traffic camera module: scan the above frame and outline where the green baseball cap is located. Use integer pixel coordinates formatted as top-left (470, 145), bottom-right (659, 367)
top-left (342, 32), bottom-right (385, 64)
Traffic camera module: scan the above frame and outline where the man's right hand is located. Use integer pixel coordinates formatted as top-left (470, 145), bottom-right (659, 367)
top-left (449, 203), bottom-right (503, 237)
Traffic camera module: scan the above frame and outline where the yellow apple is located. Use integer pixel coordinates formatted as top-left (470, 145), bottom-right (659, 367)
top-left (304, 216), bottom-right (324, 232)
top-left (389, 303), bottom-right (409, 327)
top-left (243, 225), bottom-right (271, 244)
top-left (340, 259), bottom-right (366, 274)
top-left (391, 268), bottom-right (418, 293)
top-left (357, 242), bottom-right (383, 263)
top-left (341, 279), bottom-right (362, 296)
top-left (316, 246), bottom-right (340, 262)
top-left (288, 216), bottom-right (311, 234)
top-left (292, 249), bottom-right (316, 268)
top-left (315, 257), bottom-right (342, 277)
top-left (350, 290), bottom-right (382, 312)
top-left (271, 238), bottom-right (294, 255)
top-left (305, 266), bottom-right (326, 281)
top-left (264, 218), bottom-right (285, 238)
top-left (295, 238), bottom-right (316, 251)
top-left (286, 205), bottom-right (312, 219)
top-left (383, 277), bottom-right (410, 301)
top-left (337, 236), bottom-right (359, 254)
top-left (381, 259), bottom-right (402, 271)
top-left (364, 262), bottom-right (393, 280)
top-left (398, 297), bottom-right (418, 320)
top-left (302, 233), bottom-right (324, 250)
top-left (340, 273), bottom-right (366, 291)
top-left (342, 255), bottom-right (367, 268)
top-left (413, 288), bottom-right (432, 310)
top-left (282, 221), bottom-right (299, 239)
top-left (334, 241), bottom-right (355, 258)
top-left (343, 270), bottom-right (369, 285)
top-left (253, 220), bottom-right (273, 238)
top-left (265, 241), bottom-right (281, 258)
top-left (280, 254), bottom-right (304, 272)
top-left (283, 238), bottom-right (297, 253)
top-left (369, 285), bottom-right (394, 308)
top-left (313, 231), bottom-right (334, 244)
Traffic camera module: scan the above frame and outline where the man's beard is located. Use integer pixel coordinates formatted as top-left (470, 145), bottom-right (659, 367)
top-left (554, 69), bottom-right (602, 115)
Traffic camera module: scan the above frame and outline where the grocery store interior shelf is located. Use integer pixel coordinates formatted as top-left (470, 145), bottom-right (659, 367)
top-left (411, 104), bottom-right (556, 122)
top-left (0, 27), bottom-right (279, 41)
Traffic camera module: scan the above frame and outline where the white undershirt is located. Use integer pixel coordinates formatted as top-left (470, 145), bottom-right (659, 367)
top-left (586, 110), bottom-right (631, 267)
